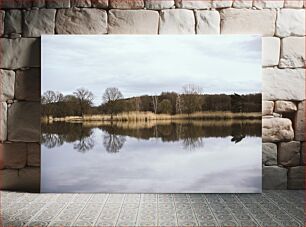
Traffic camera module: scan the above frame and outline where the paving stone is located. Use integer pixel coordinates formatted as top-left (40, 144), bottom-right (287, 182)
top-left (175, 0), bottom-right (212, 9)
top-left (91, 0), bottom-right (108, 8)
top-left (278, 141), bottom-right (301, 167)
top-left (108, 10), bottom-right (159, 34)
top-left (232, 0), bottom-right (253, 8)
top-left (220, 8), bottom-right (276, 36)
top-left (0, 69), bottom-right (15, 102)
top-left (46, 0), bottom-right (70, 8)
top-left (4, 9), bottom-right (22, 34)
top-left (262, 143), bottom-right (277, 166)
top-left (195, 10), bottom-right (220, 34)
top-left (27, 143), bottom-right (41, 167)
top-left (212, 0), bottom-right (233, 8)
top-left (109, 0), bottom-right (144, 8)
top-left (262, 101), bottom-right (274, 115)
top-left (262, 37), bottom-right (280, 66)
top-left (253, 0), bottom-right (284, 8)
top-left (145, 0), bottom-right (175, 9)
top-left (15, 69), bottom-right (41, 101)
top-left (159, 9), bottom-right (195, 34)
top-left (294, 101), bottom-right (305, 141)
top-left (71, 0), bottom-right (92, 7)
top-left (0, 38), bottom-right (40, 69)
top-left (276, 9), bottom-right (305, 37)
top-left (23, 9), bottom-right (56, 37)
top-left (263, 166), bottom-right (287, 189)
top-left (262, 118), bottom-right (294, 142)
top-left (280, 36), bottom-right (305, 68)
top-left (0, 143), bottom-right (27, 169)
top-left (284, 0), bottom-right (304, 8)
top-left (262, 68), bottom-right (305, 101)
top-left (56, 8), bottom-right (107, 34)
top-left (0, 102), bottom-right (7, 142)
top-left (288, 166), bottom-right (304, 189)
top-left (274, 101), bottom-right (297, 113)
top-left (8, 102), bottom-right (41, 142)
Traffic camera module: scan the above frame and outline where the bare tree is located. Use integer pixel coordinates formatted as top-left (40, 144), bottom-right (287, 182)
top-left (181, 84), bottom-right (203, 114)
top-left (102, 87), bottom-right (123, 119)
top-left (134, 96), bottom-right (142, 111)
top-left (152, 95), bottom-right (158, 114)
top-left (175, 94), bottom-right (183, 114)
top-left (182, 84), bottom-right (203, 95)
top-left (73, 88), bottom-right (94, 116)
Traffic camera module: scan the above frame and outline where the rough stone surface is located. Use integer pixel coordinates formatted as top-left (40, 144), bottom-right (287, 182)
top-left (110, 0), bottom-right (144, 8)
top-left (263, 166), bottom-right (287, 189)
top-left (159, 9), bottom-right (195, 34)
top-left (0, 69), bottom-right (15, 102)
top-left (145, 0), bottom-right (174, 9)
top-left (294, 101), bottom-right (305, 141)
top-left (175, 0), bottom-right (212, 9)
top-left (46, 0), bottom-right (70, 8)
top-left (15, 69), bottom-right (41, 101)
top-left (220, 9), bottom-right (276, 36)
top-left (108, 10), bottom-right (159, 34)
top-left (278, 141), bottom-right (301, 166)
top-left (91, 0), bottom-right (108, 8)
top-left (27, 143), bottom-right (40, 167)
top-left (0, 102), bottom-right (7, 142)
top-left (288, 166), bottom-right (304, 189)
top-left (0, 0), bottom-right (32, 9)
top-left (275, 100), bottom-right (297, 113)
top-left (232, 0), bottom-right (253, 8)
top-left (262, 101), bottom-right (274, 115)
top-left (4, 9), bottom-right (22, 34)
top-left (56, 8), bottom-right (107, 34)
top-left (0, 38), bottom-right (40, 69)
top-left (301, 142), bottom-right (305, 165)
top-left (195, 10), bottom-right (220, 34)
top-left (262, 68), bottom-right (305, 101)
top-left (8, 102), bottom-right (41, 142)
top-left (262, 37), bottom-right (280, 66)
top-left (276, 9), bottom-right (305, 37)
top-left (212, 0), bottom-right (233, 8)
top-left (284, 0), bottom-right (304, 8)
top-left (0, 10), bottom-right (4, 35)
top-left (23, 9), bottom-right (56, 37)
top-left (0, 143), bottom-right (27, 169)
top-left (32, 0), bottom-right (46, 8)
top-left (262, 118), bottom-right (294, 142)
top-left (280, 37), bottom-right (305, 68)
top-left (262, 143), bottom-right (277, 166)
top-left (71, 0), bottom-right (92, 7)
top-left (253, 0), bottom-right (284, 8)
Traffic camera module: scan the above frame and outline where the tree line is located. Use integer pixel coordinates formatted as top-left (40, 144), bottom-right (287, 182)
top-left (41, 85), bottom-right (261, 118)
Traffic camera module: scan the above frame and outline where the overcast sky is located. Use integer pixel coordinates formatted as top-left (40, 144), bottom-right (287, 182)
top-left (42, 35), bottom-right (261, 106)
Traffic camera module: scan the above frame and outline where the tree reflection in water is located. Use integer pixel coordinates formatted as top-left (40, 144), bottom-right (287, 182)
top-left (73, 136), bottom-right (95, 153)
top-left (41, 133), bottom-right (64, 148)
top-left (103, 133), bottom-right (126, 153)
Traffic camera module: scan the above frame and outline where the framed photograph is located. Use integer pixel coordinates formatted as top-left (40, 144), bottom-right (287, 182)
top-left (41, 35), bottom-right (262, 193)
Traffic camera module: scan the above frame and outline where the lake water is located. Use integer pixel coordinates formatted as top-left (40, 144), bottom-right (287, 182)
top-left (41, 120), bottom-right (262, 193)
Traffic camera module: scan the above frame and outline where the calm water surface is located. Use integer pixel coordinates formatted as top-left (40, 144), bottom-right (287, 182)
top-left (41, 120), bottom-right (262, 193)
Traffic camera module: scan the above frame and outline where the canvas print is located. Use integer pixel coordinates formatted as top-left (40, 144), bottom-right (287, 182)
top-left (41, 35), bottom-right (262, 193)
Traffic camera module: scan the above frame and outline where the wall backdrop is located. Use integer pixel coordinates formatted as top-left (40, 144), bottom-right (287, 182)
top-left (0, 0), bottom-right (305, 191)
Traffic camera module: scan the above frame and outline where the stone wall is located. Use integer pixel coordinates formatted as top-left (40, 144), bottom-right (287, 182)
top-left (0, 0), bottom-right (305, 191)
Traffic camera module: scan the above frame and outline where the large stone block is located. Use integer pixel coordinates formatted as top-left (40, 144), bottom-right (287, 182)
top-left (23, 9), bottom-right (56, 37)
top-left (0, 38), bottom-right (40, 69)
top-left (276, 9), bottom-right (305, 37)
top-left (288, 166), bottom-right (304, 189)
top-left (195, 10), bottom-right (220, 34)
top-left (46, 0), bottom-right (70, 8)
top-left (91, 0), bottom-right (108, 8)
top-left (159, 9), bottom-right (195, 34)
top-left (294, 101), bottom-right (305, 141)
top-left (262, 101), bottom-right (274, 115)
top-left (175, 0), bottom-right (212, 9)
top-left (32, 0), bottom-right (46, 8)
top-left (0, 0), bottom-right (32, 9)
top-left (0, 10), bottom-right (4, 35)
top-left (212, 0), bottom-right (232, 8)
top-left (262, 143), bottom-right (277, 166)
top-left (262, 118), bottom-right (294, 142)
top-left (4, 9), bottom-right (22, 35)
top-left (280, 37), bottom-right (305, 68)
top-left (0, 168), bottom-right (40, 192)
top-left (56, 8), bottom-right (107, 34)
top-left (71, 0), bottom-right (91, 7)
top-left (262, 68), bottom-right (305, 101)
top-left (220, 9), bottom-right (276, 36)
top-left (145, 0), bottom-right (175, 9)
top-left (263, 166), bottom-right (287, 189)
top-left (278, 141), bottom-right (301, 167)
top-left (262, 37), bottom-right (280, 66)
top-left (0, 143), bottom-right (27, 169)
top-left (301, 142), bottom-right (305, 165)
top-left (27, 143), bottom-right (40, 167)
top-left (275, 101), bottom-right (297, 113)
top-left (0, 69), bottom-right (15, 102)
top-left (8, 102), bottom-right (41, 142)
top-left (15, 69), bottom-right (41, 101)
top-left (232, 0), bottom-right (252, 8)
top-left (284, 0), bottom-right (304, 8)
top-left (253, 0), bottom-right (284, 8)
top-left (109, 0), bottom-right (144, 8)
top-left (108, 10), bottom-right (159, 34)
top-left (0, 102), bottom-right (7, 142)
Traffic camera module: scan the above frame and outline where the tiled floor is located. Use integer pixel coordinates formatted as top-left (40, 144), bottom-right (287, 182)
top-left (1, 190), bottom-right (304, 226)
